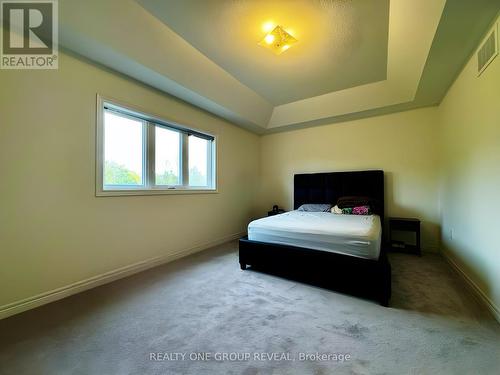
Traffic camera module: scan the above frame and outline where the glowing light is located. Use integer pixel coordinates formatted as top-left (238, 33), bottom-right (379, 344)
top-left (262, 21), bottom-right (275, 33)
top-left (264, 34), bottom-right (275, 44)
top-left (258, 25), bottom-right (297, 55)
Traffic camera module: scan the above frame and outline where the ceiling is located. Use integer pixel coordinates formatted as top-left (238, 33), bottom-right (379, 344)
top-left (138, 0), bottom-right (390, 105)
top-left (58, 0), bottom-right (500, 134)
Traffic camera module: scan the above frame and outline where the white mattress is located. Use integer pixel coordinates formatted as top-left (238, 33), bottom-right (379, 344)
top-left (248, 211), bottom-right (382, 260)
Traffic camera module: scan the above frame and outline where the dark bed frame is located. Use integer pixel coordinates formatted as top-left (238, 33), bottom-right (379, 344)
top-left (239, 170), bottom-right (391, 306)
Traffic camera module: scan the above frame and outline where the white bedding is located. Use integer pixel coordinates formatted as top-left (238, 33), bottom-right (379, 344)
top-left (248, 211), bottom-right (382, 260)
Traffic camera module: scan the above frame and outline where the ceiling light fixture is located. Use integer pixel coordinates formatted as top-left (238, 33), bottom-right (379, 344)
top-left (259, 25), bottom-right (297, 55)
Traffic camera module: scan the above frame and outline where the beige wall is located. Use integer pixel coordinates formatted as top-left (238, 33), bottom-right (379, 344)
top-left (259, 108), bottom-right (441, 251)
top-left (1, 17), bottom-right (498, 321)
top-left (0, 51), bottom-right (260, 309)
top-left (438, 17), bottom-right (500, 318)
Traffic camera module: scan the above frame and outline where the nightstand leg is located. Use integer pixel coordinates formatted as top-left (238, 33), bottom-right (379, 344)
top-left (240, 262), bottom-right (247, 270)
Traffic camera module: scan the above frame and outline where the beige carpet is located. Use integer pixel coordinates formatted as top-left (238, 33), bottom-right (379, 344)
top-left (0, 241), bottom-right (499, 375)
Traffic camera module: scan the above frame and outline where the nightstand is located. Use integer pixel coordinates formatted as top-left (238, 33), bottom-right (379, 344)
top-left (388, 217), bottom-right (421, 255)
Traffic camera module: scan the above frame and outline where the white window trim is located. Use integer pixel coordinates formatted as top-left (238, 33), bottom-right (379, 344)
top-left (96, 94), bottom-right (218, 197)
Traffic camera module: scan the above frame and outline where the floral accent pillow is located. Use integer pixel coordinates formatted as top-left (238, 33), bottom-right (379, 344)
top-left (341, 205), bottom-right (371, 215)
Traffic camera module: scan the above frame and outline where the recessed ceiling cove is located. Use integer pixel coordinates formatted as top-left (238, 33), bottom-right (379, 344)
top-left (138, 0), bottom-right (390, 106)
top-left (58, 0), bottom-right (499, 133)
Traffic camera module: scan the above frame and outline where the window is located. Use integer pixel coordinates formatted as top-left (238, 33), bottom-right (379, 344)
top-left (155, 127), bottom-right (181, 186)
top-left (104, 111), bottom-right (145, 187)
top-left (97, 97), bottom-right (216, 196)
top-left (188, 135), bottom-right (210, 187)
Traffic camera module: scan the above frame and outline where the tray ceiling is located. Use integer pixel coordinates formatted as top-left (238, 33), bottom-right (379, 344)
top-left (58, 0), bottom-right (500, 134)
top-left (138, 0), bottom-right (390, 105)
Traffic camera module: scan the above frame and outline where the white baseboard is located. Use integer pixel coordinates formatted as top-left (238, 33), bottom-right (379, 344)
top-left (0, 232), bottom-right (245, 320)
top-left (442, 251), bottom-right (500, 323)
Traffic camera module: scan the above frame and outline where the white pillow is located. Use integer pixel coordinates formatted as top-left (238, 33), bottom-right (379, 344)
top-left (297, 204), bottom-right (332, 212)
top-left (331, 205), bottom-right (343, 214)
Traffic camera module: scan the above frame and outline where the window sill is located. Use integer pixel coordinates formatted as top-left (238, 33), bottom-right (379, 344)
top-left (96, 188), bottom-right (218, 197)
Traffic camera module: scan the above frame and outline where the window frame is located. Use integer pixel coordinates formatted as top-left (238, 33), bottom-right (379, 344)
top-left (96, 95), bottom-right (217, 196)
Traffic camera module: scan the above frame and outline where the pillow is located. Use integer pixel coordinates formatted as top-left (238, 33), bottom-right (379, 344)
top-left (341, 205), bottom-right (372, 215)
top-left (297, 204), bottom-right (332, 212)
top-left (352, 205), bottom-right (371, 215)
top-left (336, 196), bottom-right (374, 208)
top-left (331, 205), bottom-right (343, 214)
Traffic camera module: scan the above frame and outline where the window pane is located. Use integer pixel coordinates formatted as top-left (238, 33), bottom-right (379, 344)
top-left (104, 111), bottom-right (144, 186)
top-left (155, 127), bottom-right (180, 185)
top-left (189, 135), bottom-right (209, 187)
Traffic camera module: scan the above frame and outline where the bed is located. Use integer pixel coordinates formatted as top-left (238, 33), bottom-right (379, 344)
top-left (248, 211), bottom-right (382, 260)
top-left (239, 170), bottom-right (391, 306)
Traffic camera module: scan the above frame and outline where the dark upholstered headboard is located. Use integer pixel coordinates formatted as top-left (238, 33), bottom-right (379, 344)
top-left (294, 170), bottom-right (385, 222)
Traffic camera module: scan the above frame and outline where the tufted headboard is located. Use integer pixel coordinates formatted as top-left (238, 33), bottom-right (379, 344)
top-left (293, 170), bottom-right (385, 223)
